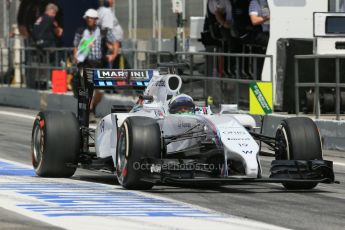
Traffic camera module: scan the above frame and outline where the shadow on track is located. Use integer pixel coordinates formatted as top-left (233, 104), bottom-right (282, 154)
top-left (71, 172), bottom-right (331, 194)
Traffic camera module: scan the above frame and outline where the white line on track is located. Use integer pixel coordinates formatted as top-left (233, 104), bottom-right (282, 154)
top-left (0, 111), bottom-right (36, 120)
top-left (0, 110), bottom-right (97, 129)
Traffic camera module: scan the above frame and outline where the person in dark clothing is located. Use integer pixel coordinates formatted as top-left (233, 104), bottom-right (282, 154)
top-left (205, 0), bottom-right (241, 76)
top-left (206, 0), bottom-right (235, 43)
top-left (231, 0), bottom-right (253, 41)
top-left (32, 3), bottom-right (63, 48)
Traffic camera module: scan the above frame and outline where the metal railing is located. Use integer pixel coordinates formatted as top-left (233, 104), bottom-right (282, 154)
top-left (175, 51), bottom-right (273, 79)
top-left (295, 54), bottom-right (345, 120)
top-left (0, 46), bottom-right (273, 109)
top-left (122, 49), bottom-right (273, 107)
top-left (175, 51), bottom-right (273, 106)
top-left (121, 49), bottom-right (273, 80)
top-left (0, 46), bottom-right (75, 88)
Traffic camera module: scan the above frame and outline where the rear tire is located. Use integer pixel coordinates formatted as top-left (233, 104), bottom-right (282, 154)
top-left (31, 111), bottom-right (80, 177)
top-left (275, 117), bottom-right (322, 189)
top-left (116, 116), bottom-right (161, 190)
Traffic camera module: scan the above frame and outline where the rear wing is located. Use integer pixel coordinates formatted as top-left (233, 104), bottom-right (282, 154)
top-left (83, 68), bottom-right (159, 89)
top-left (77, 69), bottom-right (159, 140)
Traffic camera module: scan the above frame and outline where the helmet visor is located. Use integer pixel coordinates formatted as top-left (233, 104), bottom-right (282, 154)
top-left (169, 97), bottom-right (195, 114)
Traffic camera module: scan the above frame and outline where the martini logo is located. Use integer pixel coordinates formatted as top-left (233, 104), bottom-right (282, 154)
top-left (130, 71), bottom-right (147, 79)
top-left (97, 70), bottom-right (148, 79)
top-left (98, 70), bottom-right (127, 79)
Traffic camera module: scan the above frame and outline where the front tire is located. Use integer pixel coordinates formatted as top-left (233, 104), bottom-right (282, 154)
top-left (31, 111), bottom-right (80, 177)
top-left (116, 116), bottom-right (161, 190)
top-left (275, 117), bottom-right (322, 189)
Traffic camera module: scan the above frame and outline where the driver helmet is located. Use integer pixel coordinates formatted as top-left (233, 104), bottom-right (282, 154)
top-left (169, 94), bottom-right (195, 114)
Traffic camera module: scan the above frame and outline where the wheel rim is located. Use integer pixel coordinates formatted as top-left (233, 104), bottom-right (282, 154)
top-left (116, 122), bottom-right (129, 184)
top-left (276, 125), bottom-right (290, 160)
top-left (33, 122), bottom-right (44, 166)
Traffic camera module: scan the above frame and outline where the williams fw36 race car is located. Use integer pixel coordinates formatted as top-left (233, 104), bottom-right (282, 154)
top-left (31, 68), bottom-right (335, 190)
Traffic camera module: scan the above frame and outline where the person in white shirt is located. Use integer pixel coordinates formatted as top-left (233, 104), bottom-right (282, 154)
top-left (97, 0), bottom-right (124, 41)
top-left (97, 0), bottom-right (123, 68)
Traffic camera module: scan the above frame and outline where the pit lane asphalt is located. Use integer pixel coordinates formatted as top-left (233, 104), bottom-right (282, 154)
top-left (0, 106), bottom-right (344, 230)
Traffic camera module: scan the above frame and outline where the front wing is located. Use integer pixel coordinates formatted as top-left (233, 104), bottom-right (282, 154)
top-left (138, 158), bottom-right (335, 185)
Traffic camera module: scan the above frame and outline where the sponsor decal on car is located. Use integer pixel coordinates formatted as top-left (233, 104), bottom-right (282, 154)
top-left (177, 119), bottom-right (192, 128)
top-left (153, 80), bottom-right (166, 87)
top-left (96, 70), bottom-right (152, 80)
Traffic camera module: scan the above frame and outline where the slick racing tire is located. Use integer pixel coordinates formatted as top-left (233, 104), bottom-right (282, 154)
top-left (31, 111), bottom-right (80, 177)
top-left (116, 116), bottom-right (161, 190)
top-left (275, 117), bottom-right (322, 190)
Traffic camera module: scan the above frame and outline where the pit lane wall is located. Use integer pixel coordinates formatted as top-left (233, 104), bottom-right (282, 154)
top-left (0, 87), bottom-right (136, 119)
top-left (261, 114), bottom-right (345, 152)
top-left (1, 87), bottom-right (345, 151)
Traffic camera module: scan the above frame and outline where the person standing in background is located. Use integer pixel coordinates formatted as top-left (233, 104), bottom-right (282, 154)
top-left (247, 0), bottom-right (270, 79)
top-left (207, 0), bottom-right (234, 38)
top-left (231, 0), bottom-right (253, 41)
top-left (207, 0), bottom-right (239, 76)
top-left (97, 0), bottom-right (122, 68)
top-left (248, 0), bottom-right (270, 48)
top-left (73, 9), bottom-right (117, 122)
top-left (32, 3), bottom-right (63, 48)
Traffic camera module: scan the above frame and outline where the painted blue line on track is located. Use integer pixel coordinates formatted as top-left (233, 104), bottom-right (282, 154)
top-left (44, 212), bottom-right (216, 217)
top-left (0, 161), bottom-right (35, 176)
top-left (13, 190), bottom-right (219, 217)
top-left (0, 183), bottom-right (108, 190)
top-left (0, 160), bottom-right (222, 218)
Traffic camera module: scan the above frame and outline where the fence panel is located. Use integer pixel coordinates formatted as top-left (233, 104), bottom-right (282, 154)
top-left (295, 54), bottom-right (345, 120)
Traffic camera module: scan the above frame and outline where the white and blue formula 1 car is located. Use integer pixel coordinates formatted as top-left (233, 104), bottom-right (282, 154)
top-left (31, 68), bottom-right (335, 190)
